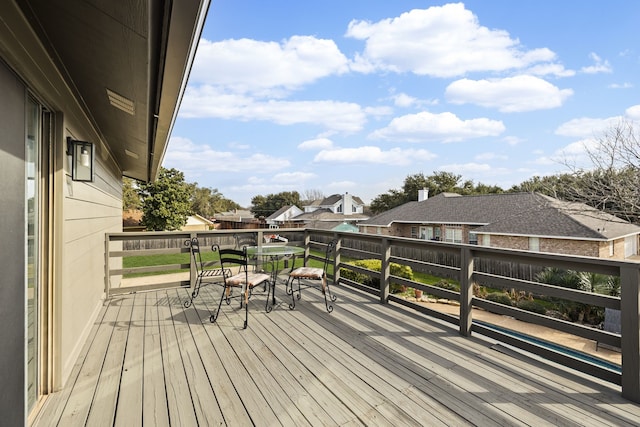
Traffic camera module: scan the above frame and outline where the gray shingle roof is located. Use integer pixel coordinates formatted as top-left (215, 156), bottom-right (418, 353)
top-left (360, 192), bottom-right (640, 240)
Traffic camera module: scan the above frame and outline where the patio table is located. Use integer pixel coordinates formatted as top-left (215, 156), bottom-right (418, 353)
top-left (245, 245), bottom-right (305, 308)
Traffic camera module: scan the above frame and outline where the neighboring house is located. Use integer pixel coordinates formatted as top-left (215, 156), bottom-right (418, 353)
top-left (304, 193), bottom-right (366, 215)
top-left (265, 205), bottom-right (304, 228)
top-left (359, 192), bottom-right (640, 260)
top-left (294, 208), bottom-right (369, 231)
top-left (182, 214), bottom-right (216, 231)
top-left (214, 209), bottom-right (264, 229)
top-left (0, 1), bottom-right (210, 423)
top-left (297, 193), bottom-right (369, 230)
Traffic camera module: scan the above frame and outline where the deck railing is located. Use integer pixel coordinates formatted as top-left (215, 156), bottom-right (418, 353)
top-left (105, 228), bottom-right (640, 402)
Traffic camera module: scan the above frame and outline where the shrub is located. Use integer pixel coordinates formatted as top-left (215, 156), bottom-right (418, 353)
top-left (340, 259), bottom-right (413, 293)
top-left (485, 292), bottom-right (513, 306)
top-left (516, 300), bottom-right (547, 315)
top-left (438, 280), bottom-right (459, 292)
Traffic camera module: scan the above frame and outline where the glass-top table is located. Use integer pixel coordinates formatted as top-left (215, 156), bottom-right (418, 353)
top-left (245, 245), bottom-right (305, 307)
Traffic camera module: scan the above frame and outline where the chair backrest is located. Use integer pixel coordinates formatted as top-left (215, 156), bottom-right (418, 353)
top-left (321, 240), bottom-right (336, 272)
top-left (186, 237), bottom-right (205, 275)
top-left (234, 232), bottom-right (257, 249)
top-left (213, 243), bottom-right (249, 277)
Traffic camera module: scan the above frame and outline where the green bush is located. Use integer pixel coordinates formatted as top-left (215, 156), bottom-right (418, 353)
top-left (516, 300), bottom-right (547, 315)
top-left (340, 259), bottom-right (413, 293)
top-left (485, 292), bottom-right (513, 306)
top-left (437, 280), bottom-right (459, 292)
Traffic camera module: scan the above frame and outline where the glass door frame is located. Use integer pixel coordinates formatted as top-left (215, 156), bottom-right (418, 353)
top-left (26, 93), bottom-right (52, 418)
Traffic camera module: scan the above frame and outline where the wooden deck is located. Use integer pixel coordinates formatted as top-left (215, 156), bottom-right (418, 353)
top-left (33, 281), bottom-right (640, 426)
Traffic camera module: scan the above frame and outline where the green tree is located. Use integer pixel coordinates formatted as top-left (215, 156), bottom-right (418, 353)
top-left (122, 177), bottom-right (141, 210)
top-left (370, 171), bottom-right (503, 214)
top-left (138, 167), bottom-right (191, 231)
top-left (189, 184), bottom-right (240, 218)
top-left (250, 191), bottom-right (301, 217)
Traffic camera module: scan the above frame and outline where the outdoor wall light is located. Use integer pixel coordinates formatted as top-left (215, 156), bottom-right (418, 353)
top-left (67, 137), bottom-right (94, 182)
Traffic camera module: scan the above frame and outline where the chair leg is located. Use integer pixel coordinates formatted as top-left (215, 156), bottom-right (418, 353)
top-left (210, 284), bottom-right (228, 323)
top-left (265, 280), bottom-right (274, 313)
top-left (244, 285), bottom-right (250, 329)
top-left (322, 276), bottom-right (336, 313)
top-left (285, 277), bottom-right (296, 310)
top-left (184, 277), bottom-right (202, 308)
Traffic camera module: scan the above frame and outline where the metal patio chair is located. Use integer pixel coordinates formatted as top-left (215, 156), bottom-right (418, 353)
top-left (285, 240), bottom-right (337, 312)
top-left (183, 237), bottom-right (229, 308)
top-left (210, 244), bottom-right (273, 329)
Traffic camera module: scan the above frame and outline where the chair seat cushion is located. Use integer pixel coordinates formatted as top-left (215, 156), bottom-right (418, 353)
top-left (227, 272), bottom-right (271, 287)
top-left (289, 267), bottom-right (324, 280)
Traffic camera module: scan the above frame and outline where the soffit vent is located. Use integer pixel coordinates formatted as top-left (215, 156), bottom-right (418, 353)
top-left (106, 88), bottom-right (135, 115)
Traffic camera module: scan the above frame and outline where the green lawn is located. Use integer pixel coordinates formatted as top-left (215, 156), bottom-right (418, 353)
top-left (122, 249), bottom-right (326, 278)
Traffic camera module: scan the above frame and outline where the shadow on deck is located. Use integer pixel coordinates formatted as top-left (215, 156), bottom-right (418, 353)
top-left (33, 281), bottom-right (640, 426)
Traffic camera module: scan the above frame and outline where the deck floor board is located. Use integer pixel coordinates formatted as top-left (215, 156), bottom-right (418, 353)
top-left (33, 283), bottom-right (640, 427)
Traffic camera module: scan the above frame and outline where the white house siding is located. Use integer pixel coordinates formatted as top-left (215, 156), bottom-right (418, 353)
top-left (0, 7), bottom-right (125, 418)
top-left (60, 152), bottom-right (123, 383)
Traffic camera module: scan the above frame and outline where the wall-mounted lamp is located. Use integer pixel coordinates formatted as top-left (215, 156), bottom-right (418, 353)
top-left (66, 137), bottom-right (94, 182)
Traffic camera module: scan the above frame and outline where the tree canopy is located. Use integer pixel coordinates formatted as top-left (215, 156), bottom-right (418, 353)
top-left (511, 120), bottom-right (640, 224)
top-left (189, 184), bottom-right (240, 218)
top-left (137, 167), bottom-right (192, 231)
top-left (369, 171), bottom-right (503, 214)
top-left (250, 191), bottom-right (301, 217)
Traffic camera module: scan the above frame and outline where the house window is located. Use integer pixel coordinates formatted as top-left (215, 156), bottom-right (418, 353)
top-left (337, 204), bottom-right (342, 213)
top-left (444, 225), bottom-right (462, 243)
top-left (529, 237), bottom-right (540, 252)
top-left (469, 232), bottom-right (478, 245)
top-left (376, 227), bottom-right (382, 235)
top-left (484, 234), bottom-right (490, 247)
top-left (419, 226), bottom-right (440, 240)
top-left (609, 241), bottom-right (614, 256)
top-left (410, 226), bottom-right (418, 238)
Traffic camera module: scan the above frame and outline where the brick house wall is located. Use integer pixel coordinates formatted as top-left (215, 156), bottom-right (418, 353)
top-left (483, 234), bottom-right (600, 257)
top-left (363, 224), bottom-right (636, 260)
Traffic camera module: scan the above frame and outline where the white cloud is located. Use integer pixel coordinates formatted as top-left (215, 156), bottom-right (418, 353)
top-left (609, 82), bottom-right (633, 89)
top-left (580, 52), bottom-right (612, 74)
top-left (314, 146), bottom-right (436, 165)
top-left (436, 163), bottom-right (512, 180)
top-left (164, 137), bottom-right (290, 176)
top-left (554, 117), bottom-right (620, 137)
top-left (502, 136), bottom-right (524, 146)
top-left (346, 4), bottom-right (560, 78)
top-left (272, 172), bottom-right (316, 184)
top-left (391, 93), bottom-right (438, 108)
top-left (625, 105), bottom-right (640, 120)
top-left (551, 138), bottom-right (599, 168)
top-left (298, 138), bottom-right (334, 150)
top-left (445, 75), bottom-right (573, 112)
top-left (525, 63), bottom-right (575, 77)
top-left (475, 152), bottom-right (508, 161)
top-left (190, 37), bottom-right (349, 94)
top-left (369, 111), bottom-right (505, 143)
top-left (180, 86), bottom-right (367, 132)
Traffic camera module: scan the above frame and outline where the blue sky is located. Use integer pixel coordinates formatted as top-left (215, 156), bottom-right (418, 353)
top-left (165, 1), bottom-right (640, 207)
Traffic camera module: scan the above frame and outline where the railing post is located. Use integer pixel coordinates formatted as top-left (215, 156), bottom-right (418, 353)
top-left (459, 246), bottom-right (473, 337)
top-left (620, 264), bottom-right (640, 403)
top-left (380, 238), bottom-right (390, 304)
top-left (333, 237), bottom-right (341, 288)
